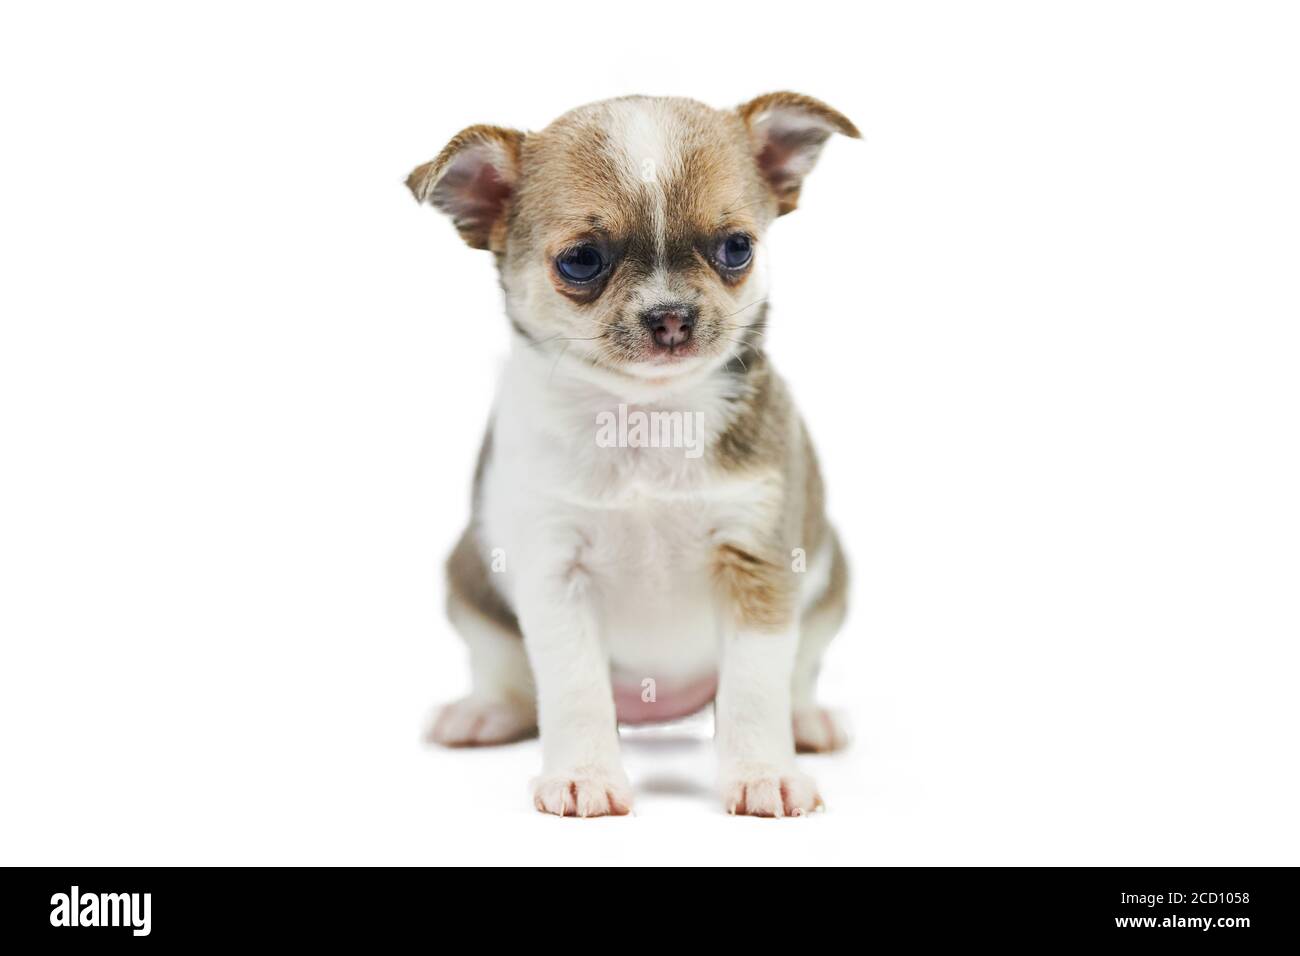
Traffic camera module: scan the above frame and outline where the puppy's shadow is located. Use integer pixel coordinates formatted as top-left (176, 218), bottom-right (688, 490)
top-left (621, 725), bottom-right (714, 801)
top-left (636, 772), bottom-right (712, 799)
top-left (619, 732), bottom-right (707, 755)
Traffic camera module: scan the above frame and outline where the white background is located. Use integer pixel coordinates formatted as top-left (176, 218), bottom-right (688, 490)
top-left (2, 1), bottom-right (1297, 866)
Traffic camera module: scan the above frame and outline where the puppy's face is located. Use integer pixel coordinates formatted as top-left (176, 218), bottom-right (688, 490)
top-left (409, 94), bottom-right (858, 388)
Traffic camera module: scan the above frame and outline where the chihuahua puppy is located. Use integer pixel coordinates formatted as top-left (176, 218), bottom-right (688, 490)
top-left (410, 93), bottom-right (856, 817)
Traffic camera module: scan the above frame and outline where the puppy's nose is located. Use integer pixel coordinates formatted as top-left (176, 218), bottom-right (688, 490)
top-left (640, 304), bottom-right (698, 349)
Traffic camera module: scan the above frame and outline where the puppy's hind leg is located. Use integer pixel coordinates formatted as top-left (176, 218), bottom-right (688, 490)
top-left (428, 528), bottom-right (537, 747)
top-left (792, 532), bottom-right (851, 753)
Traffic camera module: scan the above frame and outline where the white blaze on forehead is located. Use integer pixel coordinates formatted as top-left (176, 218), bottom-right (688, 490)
top-left (633, 266), bottom-right (680, 312)
top-left (602, 98), bottom-right (682, 259)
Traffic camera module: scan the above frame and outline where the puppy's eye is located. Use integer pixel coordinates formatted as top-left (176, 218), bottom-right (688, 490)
top-left (556, 245), bottom-right (605, 283)
top-left (718, 233), bottom-right (753, 270)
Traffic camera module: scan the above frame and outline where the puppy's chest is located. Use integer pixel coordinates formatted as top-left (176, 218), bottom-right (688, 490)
top-left (585, 493), bottom-right (726, 680)
top-left (488, 368), bottom-right (775, 676)
top-left (585, 491), bottom-right (719, 580)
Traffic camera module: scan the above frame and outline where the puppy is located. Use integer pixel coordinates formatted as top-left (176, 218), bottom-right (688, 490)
top-left (410, 93), bottom-right (857, 817)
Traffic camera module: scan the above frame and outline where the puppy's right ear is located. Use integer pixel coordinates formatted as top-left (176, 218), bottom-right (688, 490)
top-left (406, 125), bottom-right (525, 251)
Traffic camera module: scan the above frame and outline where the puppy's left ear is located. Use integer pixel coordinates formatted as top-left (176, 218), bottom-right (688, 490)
top-left (406, 124), bottom-right (525, 251)
top-left (737, 92), bottom-right (860, 216)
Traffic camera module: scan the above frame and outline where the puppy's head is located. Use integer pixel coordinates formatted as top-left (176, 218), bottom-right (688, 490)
top-left (408, 93), bottom-right (858, 388)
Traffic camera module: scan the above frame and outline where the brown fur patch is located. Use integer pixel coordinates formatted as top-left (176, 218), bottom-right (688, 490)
top-left (509, 108), bottom-right (631, 260)
top-left (713, 351), bottom-right (791, 472)
top-left (709, 348), bottom-right (841, 634)
top-left (713, 542), bottom-right (798, 633)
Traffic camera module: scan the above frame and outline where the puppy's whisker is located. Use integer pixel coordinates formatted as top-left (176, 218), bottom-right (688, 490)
top-left (547, 341), bottom-right (571, 384)
top-left (538, 334), bottom-right (606, 346)
top-left (524, 332), bottom-right (566, 350)
top-left (719, 323), bottom-right (767, 338)
top-left (724, 340), bottom-right (750, 372)
top-left (719, 297), bottom-right (768, 321)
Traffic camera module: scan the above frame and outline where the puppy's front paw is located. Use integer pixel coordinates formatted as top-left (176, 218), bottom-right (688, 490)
top-left (721, 764), bottom-right (823, 817)
top-left (427, 696), bottom-right (536, 747)
top-left (793, 706), bottom-right (851, 753)
top-left (533, 766), bottom-right (633, 817)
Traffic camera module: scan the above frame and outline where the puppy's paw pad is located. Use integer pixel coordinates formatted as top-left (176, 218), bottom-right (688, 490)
top-left (722, 765), bottom-right (822, 817)
top-left (793, 706), bottom-right (851, 753)
top-left (427, 697), bottom-right (536, 747)
top-left (533, 768), bottom-right (633, 817)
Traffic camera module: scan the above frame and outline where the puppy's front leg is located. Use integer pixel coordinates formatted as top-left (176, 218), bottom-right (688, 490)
top-left (515, 556), bottom-right (631, 817)
top-left (714, 545), bottom-right (822, 817)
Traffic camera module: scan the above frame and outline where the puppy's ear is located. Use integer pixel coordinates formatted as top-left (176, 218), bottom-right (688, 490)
top-left (406, 125), bottom-right (525, 251)
top-left (737, 92), bottom-right (860, 215)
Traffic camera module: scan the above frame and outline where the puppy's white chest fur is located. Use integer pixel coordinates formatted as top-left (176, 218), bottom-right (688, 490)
top-left (583, 495), bottom-right (723, 688)
top-left (481, 348), bottom-right (769, 695)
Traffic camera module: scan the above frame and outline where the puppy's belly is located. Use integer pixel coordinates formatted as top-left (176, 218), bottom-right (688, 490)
top-left (613, 671), bottom-right (717, 724)
top-left (599, 563), bottom-right (721, 725)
